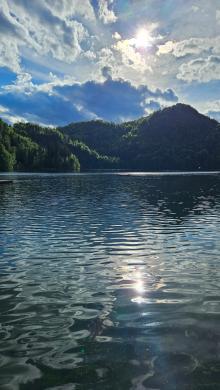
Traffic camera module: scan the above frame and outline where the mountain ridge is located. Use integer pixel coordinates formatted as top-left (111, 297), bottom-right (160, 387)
top-left (62, 103), bottom-right (219, 129)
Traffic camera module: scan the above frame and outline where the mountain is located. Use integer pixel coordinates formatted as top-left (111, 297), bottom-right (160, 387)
top-left (119, 104), bottom-right (220, 170)
top-left (61, 103), bottom-right (220, 170)
top-left (0, 103), bottom-right (220, 172)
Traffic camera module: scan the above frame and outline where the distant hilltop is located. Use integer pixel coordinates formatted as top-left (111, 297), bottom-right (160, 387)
top-left (0, 103), bottom-right (220, 172)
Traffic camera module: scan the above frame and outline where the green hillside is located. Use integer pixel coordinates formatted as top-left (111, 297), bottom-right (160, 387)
top-left (0, 120), bottom-right (118, 172)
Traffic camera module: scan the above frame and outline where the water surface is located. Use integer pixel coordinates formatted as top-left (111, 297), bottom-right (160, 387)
top-left (0, 173), bottom-right (220, 389)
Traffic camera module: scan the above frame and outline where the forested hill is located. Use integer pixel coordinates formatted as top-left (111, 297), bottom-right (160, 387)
top-left (62, 104), bottom-right (220, 171)
top-left (0, 103), bottom-right (220, 172)
top-left (0, 120), bottom-right (118, 172)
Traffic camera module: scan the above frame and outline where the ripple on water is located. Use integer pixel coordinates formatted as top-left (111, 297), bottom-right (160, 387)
top-left (0, 173), bottom-right (220, 389)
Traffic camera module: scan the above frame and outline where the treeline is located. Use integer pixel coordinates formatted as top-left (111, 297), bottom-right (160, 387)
top-left (1, 103), bottom-right (220, 172)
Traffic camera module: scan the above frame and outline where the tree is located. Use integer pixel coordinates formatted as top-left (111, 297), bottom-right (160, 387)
top-left (0, 144), bottom-right (15, 171)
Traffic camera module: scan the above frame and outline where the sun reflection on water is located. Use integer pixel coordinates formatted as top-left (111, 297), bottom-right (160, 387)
top-left (132, 296), bottom-right (147, 304)
top-left (119, 262), bottom-right (165, 305)
top-left (134, 278), bottom-right (145, 293)
top-left (132, 270), bottom-right (146, 304)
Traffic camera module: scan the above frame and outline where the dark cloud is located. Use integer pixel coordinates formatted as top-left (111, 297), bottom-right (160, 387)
top-left (158, 88), bottom-right (178, 101)
top-left (0, 77), bottom-right (178, 125)
top-left (0, 91), bottom-right (85, 126)
top-left (54, 78), bottom-right (178, 122)
top-left (144, 100), bottom-right (161, 111)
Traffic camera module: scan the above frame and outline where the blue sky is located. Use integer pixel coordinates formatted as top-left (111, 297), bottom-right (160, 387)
top-left (0, 0), bottom-right (220, 126)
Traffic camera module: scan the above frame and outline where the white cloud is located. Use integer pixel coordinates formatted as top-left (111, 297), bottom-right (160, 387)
top-left (2, 72), bottom-right (78, 96)
top-left (0, 0), bottom-right (94, 75)
top-left (158, 36), bottom-right (220, 58)
top-left (113, 39), bottom-right (152, 73)
top-left (157, 36), bottom-right (220, 84)
top-left (157, 41), bottom-right (174, 55)
top-left (205, 100), bottom-right (220, 112)
top-left (3, 73), bottom-right (34, 94)
top-left (217, 10), bottom-right (220, 24)
top-left (82, 50), bottom-right (97, 60)
top-left (0, 36), bottom-right (21, 73)
top-left (0, 105), bottom-right (27, 123)
top-left (197, 100), bottom-right (220, 122)
top-left (112, 32), bottom-right (121, 40)
top-left (0, 105), bottom-right (8, 114)
top-left (192, 5), bottom-right (199, 13)
top-left (177, 55), bottom-right (220, 83)
top-left (98, 0), bottom-right (117, 24)
top-left (45, 0), bottom-right (96, 21)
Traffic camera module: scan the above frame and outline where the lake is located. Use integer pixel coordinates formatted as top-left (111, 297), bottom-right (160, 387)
top-left (0, 172), bottom-right (220, 390)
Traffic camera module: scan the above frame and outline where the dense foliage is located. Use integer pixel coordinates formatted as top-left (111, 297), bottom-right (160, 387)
top-left (1, 104), bottom-right (220, 172)
top-left (0, 120), bottom-right (117, 172)
top-left (62, 104), bottom-right (220, 171)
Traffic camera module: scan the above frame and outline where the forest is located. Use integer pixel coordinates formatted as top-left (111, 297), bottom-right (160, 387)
top-left (1, 103), bottom-right (220, 172)
top-left (0, 119), bottom-right (118, 172)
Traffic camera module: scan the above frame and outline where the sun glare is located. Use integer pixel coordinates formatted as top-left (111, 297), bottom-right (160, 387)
top-left (134, 28), bottom-right (153, 49)
top-left (134, 278), bottom-right (145, 293)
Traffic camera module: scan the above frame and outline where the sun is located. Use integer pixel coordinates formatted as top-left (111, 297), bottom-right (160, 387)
top-left (134, 28), bottom-right (154, 49)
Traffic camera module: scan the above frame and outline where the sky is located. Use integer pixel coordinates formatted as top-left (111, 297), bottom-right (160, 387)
top-left (0, 0), bottom-right (220, 126)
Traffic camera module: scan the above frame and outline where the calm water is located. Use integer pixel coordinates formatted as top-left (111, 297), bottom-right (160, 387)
top-left (0, 173), bottom-right (220, 390)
